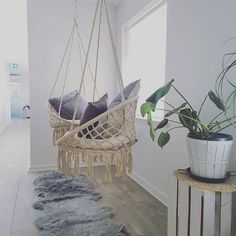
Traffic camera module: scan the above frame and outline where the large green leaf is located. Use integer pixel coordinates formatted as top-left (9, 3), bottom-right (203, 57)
top-left (165, 103), bottom-right (187, 117)
top-left (146, 79), bottom-right (174, 105)
top-left (158, 132), bottom-right (170, 148)
top-left (179, 108), bottom-right (194, 129)
top-left (208, 90), bottom-right (225, 111)
top-left (140, 102), bottom-right (156, 117)
top-left (155, 118), bottom-right (168, 130)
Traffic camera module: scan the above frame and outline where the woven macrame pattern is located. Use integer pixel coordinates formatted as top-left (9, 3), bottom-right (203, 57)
top-left (47, 104), bottom-right (79, 145)
top-left (48, 96), bottom-right (138, 182)
top-left (47, 0), bottom-right (139, 182)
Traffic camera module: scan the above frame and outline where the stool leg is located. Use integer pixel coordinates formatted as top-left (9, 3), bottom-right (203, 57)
top-left (231, 192), bottom-right (236, 236)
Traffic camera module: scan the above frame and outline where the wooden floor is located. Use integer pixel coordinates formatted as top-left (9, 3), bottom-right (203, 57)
top-left (0, 119), bottom-right (167, 236)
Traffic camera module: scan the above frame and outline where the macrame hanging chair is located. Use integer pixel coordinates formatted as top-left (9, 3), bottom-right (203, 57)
top-left (47, 1), bottom-right (99, 145)
top-left (47, 0), bottom-right (139, 182)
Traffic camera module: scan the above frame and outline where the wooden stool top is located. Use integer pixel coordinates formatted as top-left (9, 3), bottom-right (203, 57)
top-left (174, 170), bottom-right (236, 192)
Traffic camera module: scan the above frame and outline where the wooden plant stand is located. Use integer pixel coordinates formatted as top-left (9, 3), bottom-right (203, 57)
top-left (168, 170), bottom-right (236, 236)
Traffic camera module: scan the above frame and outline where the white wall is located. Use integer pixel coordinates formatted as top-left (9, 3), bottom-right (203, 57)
top-left (0, 0), bottom-right (29, 131)
top-left (0, 65), bottom-right (10, 133)
top-left (116, 0), bottom-right (236, 205)
top-left (28, 0), bottom-right (117, 170)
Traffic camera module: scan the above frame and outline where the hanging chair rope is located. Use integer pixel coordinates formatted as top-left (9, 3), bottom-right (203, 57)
top-left (74, 0), bottom-right (78, 18)
top-left (50, 22), bottom-right (76, 98)
top-left (93, 0), bottom-right (104, 101)
top-left (77, 26), bottom-right (86, 96)
top-left (58, 23), bottom-right (76, 115)
top-left (50, 0), bottom-right (100, 102)
top-left (74, 20), bottom-right (100, 98)
top-left (71, 0), bottom-right (101, 128)
top-left (104, 0), bottom-right (124, 93)
top-left (71, 0), bottom-right (126, 128)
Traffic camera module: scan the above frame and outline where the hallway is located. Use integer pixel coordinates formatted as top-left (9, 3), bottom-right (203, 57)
top-left (0, 120), bottom-right (167, 236)
top-left (0, 119), bottom-right (39, 236)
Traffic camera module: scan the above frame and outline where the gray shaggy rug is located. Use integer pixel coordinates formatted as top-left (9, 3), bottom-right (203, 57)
top-left (33, 172), bottom-right (128, 236)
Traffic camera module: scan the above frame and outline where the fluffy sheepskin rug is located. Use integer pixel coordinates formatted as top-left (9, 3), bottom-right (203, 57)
top-left (33, 172), bottom-right (128, 236)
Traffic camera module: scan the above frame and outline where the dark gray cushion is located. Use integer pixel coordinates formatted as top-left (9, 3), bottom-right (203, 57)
top-left (62, 95), bottom-right (88, 120)
top-left (80, 93), bottom-right (108, 126)
top-left (49, 90), bottom-right (88, 120)
top-left (78, 93), bottom-right (108, 138)
top-left (109, 79), bottom-right (140, 108)
top-left (49, 90), bottom-right (77, 112)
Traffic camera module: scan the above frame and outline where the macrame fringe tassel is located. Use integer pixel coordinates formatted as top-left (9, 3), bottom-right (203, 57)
top-left (53, 130), bottom-right (57, 146)
top-left (57, 145), bottom-right (134, 182)
top-left (53, 128), bottom-right (69, 146)
top-left (127, 147), bottom-right (133, 173)
top-left (87, 155), bottom-right (94, 178)
top-left (74, 153), bottom-right (80, 176)
top-left (104, 155), bottom-right (112, 183)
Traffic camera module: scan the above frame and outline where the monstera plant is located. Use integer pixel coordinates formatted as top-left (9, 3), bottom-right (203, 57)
top-left (141, 53), bottom-right (236, 181)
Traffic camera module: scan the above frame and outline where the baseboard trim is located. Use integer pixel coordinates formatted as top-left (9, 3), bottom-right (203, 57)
top-left (28, 164), bottom-right (58, 172)
top-left (128, 171), bottom-right (168, 206)
top-left (28, 162), bottom-right (106, 173)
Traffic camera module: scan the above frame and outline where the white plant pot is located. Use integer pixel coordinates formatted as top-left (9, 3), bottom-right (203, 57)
top-left (187, 133), bottom-right (233, 179)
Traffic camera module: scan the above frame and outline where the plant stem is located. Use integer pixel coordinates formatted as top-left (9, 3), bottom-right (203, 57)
top-left (176, 112), bottom-right (209, 131)
top-left (198, 95), bottom-right (208, 117)
top-left (209, 116), bottom-right (236, 131)
top-left (155, 108), bottom-right (172, 112)
top-left (216, 60), bottom-right (236, 98)
top-left (225, 112), bottom-right (236, 128)
top-left (171, 84), bottom-right (195, 111)
top-left (212, 121), bottom-right (236, 133)
top-left (226, 78), bottom-right (236, 88)
top-left (226, 88), bottom-right (236, 104)
top-left (208, 106), bottom-right (231, 125)
top-left (160, 99), bottom-right (175, 109)
top-left (166, 126), bottom-right (184, 133)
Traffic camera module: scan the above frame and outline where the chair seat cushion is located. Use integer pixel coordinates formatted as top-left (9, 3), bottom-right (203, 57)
top-left (74, 133), bottom-right (130, 150)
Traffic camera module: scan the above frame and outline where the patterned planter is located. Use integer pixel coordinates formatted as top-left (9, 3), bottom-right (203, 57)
top-left (187, 133), bottom-right (233, 180)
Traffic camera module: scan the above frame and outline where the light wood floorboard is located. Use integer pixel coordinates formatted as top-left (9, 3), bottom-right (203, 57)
top-left (0, 119), bottom-right (167, 236)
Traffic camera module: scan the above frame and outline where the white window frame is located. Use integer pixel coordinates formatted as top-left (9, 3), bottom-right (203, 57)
top-left (122, 0), bottom-right (167, 122)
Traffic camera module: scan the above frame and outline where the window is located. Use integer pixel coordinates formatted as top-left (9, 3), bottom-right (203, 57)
top-left (123, 1), bottom-right (167, 120)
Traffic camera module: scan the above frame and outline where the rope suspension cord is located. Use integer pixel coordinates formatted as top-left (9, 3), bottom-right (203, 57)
top-left (50, 0), bottom-right (100, 111)
top-left (93, 0), bottom-right (104, 101)
top-left (74, 21), bottom-right (100, 99)
top-left (70, 0), bottom-right (126, 128)
top-left (74, 0), bottom-right (87, 97)
top-left (77, 28), bottom-right (86, 96)
top-left (71, 0), bottom-right (101, 128)
top-left (103, 0), bottom-right (125, 99)
top-left (74, 0), bottom-right (78, 18)
top-left (50, 22), bottom-right (76, 98)
top-left (74, 0), bottom-right (86, 97)
top-left (59, 22), bottom-right (76, 115)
